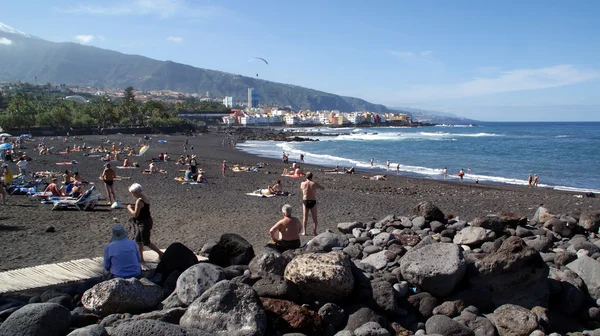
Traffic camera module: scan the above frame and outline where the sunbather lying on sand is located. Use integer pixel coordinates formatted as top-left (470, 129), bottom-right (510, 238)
top-left (321, 166), bottom-right (339, 173)
top-left (343, 167), bottom-right (355, 174)
top-left (283, 166), bottom-right (304, 177)
top-left (362, 174), bottom-right (387, 181)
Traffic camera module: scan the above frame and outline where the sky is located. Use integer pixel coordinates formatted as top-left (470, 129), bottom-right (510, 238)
top-left (2, 0), bottom-right (600, 121)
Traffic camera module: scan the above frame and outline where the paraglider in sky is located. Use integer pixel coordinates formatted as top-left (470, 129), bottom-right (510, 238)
top-left (249, 57), bottom-right (268, 77)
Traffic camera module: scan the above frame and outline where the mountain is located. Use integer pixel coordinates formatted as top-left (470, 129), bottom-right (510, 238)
top-left (0, 23), bottom-right (388, 112)
top-left (390, 106), bottom-right (478, 124)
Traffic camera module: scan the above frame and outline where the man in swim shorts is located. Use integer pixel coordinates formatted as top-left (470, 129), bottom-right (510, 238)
top-left (267, 204), bottom-right (302, 252)
top-left (300, 172), bottom-right (325, 235)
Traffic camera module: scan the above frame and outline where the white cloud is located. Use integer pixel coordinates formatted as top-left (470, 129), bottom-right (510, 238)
top-left (61, 0), bottom-right (223, 19)
top-left (167, 36), bottom-right (183, 43)
top-left (74, 35), bottom-right (94, 44)
top-left (0, 37), bottom-right (12, 45)
top-left (394, 65), bottom-right (599, 101)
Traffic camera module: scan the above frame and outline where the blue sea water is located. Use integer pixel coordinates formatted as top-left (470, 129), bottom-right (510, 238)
top-left (237, 122), bottom-right (600, 193)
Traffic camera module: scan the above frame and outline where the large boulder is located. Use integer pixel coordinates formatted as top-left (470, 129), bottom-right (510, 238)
top-left (249, 249), bottom-right (289, 276)
top-left (543, 217), bottom-right (574, 238)
top-left (318, 303), bottom-right (346, 329)
top-left (306, 230), bottom-right (350, 252)
top-left (400, 243), bottom-right (467, 297)
top-left (469, 237), bottom-right (549, 309)
top-left (579, 211), bottom-right (600, 232)
top-left (338, 221), bottom-right (365, 234)
top-left (284, 252), bottom-right (354, 301)
top-left (175, 263), bottom-right (227, 306)
top-left (453, 226), bottom-right (490, 246)
top-left (261, 298), bottom-right (323, 335)
top-left (533, 206), bottom-right (553, 223)
top-left (179, 280), bottom-right (267, 336)
top-left (425, 315), bottom-right (474, 336)
top-left (110, 320), bottom-right (201, 336)
top-left (472, 216), bottom-right (505, 232)
top-left (487, 304), bottom-right (538, 336)
top-left (567, 255), bottom-right (600, 300)
top-left (208, 233), bottom-right (255, 267)
top-left (155, 243), bottom-right (198, 282)
top-left (0, 303), bottom-right (70, 336)
top-left (81, 278), bottom-right (163, 316)
top-left (361, 251), bottom-right (388, 270)
top-left (413, 201), bottom-right (445, 222)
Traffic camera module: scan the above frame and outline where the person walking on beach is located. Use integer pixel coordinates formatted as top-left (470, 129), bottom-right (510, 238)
top-left (127, 183), bottom-right (163, 262)
top-left (300, 153), bottom-right (304, 163)
top-left (222, 160), bottom-right (228, 177)
top-left (100, 163), bottom-right (117, 205)
top-left (396, 163), bottom-right (400, 175)
top-left (527, 174), bottom-right (533, 188)
top-left (458, 168), bottom-right (464, 181)
top-left (386, 160), bottom-right (390, 171)
top-left (267, 204), bottom-right (302, 252)
top-left (443, 167), bottom-right (447, 179)
top-left (533, 174), bottom-right (539, 187)
top-left (300, 172), bottom-right (325, 236)
top-left (0, 165), bottom-right (8, 205)
top-left (370, 158), bottom-right (374, 168)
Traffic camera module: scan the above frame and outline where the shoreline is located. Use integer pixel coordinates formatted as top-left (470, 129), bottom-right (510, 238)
top-left (0, 132), bottom-right (598, 272)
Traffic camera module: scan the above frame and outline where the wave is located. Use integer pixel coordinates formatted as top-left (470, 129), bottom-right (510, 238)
top-left (308, 131), bottom-right (501, 141)
top-left (237, 140), bottom-right (600, 194)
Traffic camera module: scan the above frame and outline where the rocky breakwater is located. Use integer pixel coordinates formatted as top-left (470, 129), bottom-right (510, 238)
top-left (2, 207), bottom-right (600, 335)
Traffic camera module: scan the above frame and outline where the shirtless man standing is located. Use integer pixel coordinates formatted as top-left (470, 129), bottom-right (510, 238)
top-left (300, 172), bottom-right (325, 235)
top-left (268, 204), bottom-right (302, 252)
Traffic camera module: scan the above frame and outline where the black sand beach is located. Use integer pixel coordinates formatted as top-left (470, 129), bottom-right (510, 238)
top-left (0, 132), bottom-right (597, 271)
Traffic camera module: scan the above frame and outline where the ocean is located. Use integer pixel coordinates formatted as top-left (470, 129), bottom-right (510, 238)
top-left (237, 122), bottom-right (600, 193)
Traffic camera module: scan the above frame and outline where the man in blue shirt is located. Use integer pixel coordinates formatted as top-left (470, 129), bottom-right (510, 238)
top-left (104, 224), bottom-right (142, 278)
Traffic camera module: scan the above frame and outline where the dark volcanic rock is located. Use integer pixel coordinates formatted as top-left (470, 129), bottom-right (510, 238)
top-left (306, 230), bottom-right (349, 252)
top-left (578, 211), bottom-right (600, 232)
top-left (252, 274), bottom-right (300, 302)
top-left (343, 305), bottom-right (388, 331)
top-left (0, 303), bottom-right (71, 336)
top-left (408, 292), bottom-right (440, 320)
top-left (155, 243), bottom-right (198, 282)
top-left (413, 201), bottom-right (445, 222)
top-left (174, 263), bottom-right (226, 306)
top-left (425, 314), bottom-right (474, 336)
top-left (318, 303), bottom-right (346, 329)
top-left (208, 233), bottom-right (255, 267)
top-left (249, 249), bottom-right (289, 276)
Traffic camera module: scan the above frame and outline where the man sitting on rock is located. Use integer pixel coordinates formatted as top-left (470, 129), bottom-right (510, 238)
top-left (267, 204), bottom-right (302, 252)
top-left (103, 224), bottom-right (142, 279)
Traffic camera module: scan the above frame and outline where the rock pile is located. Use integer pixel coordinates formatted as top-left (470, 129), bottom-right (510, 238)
top-left (2, 204), bottom-right (600, 335)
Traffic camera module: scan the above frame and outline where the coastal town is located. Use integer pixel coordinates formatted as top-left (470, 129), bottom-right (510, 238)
top-left (0, 82), bottom-right (413, 127)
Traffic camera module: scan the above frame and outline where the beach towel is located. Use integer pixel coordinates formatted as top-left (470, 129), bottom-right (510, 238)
top-left (182, 181), bottom-right (208, 185)
top-left (117, 166), bottom-right (138, 169)
top-left (56, 161), bottom-right (78, 165)
top-left (324, 171), bottom-right (345, 174)
top-left (281, 174), bottom-right (303, 178)
top-left (246, 192), bottom-right (276, 198)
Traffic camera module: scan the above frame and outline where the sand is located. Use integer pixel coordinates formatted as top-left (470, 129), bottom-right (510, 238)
top-left (0, 132), bottom-right (598, 271)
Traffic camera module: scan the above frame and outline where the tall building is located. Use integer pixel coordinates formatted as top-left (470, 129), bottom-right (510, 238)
top-left (223, 96), bottom-right (235, 108)
top-left (248, 88), bottom-right (259, 108)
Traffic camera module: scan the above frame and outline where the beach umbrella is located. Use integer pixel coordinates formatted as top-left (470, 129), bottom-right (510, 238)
top-left (0, 143), bottom-right (13, 150)
top-left (139, 145), bottom-right (149, 156)
top-left (0, 133), bottom-right (12, 137)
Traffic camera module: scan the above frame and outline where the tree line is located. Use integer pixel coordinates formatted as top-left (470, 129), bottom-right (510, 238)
top-left (0, 85), bottom-right (231, 130)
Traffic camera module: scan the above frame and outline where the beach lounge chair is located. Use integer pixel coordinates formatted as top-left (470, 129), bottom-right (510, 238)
top-left (50, 187), bottom-right (99, 211)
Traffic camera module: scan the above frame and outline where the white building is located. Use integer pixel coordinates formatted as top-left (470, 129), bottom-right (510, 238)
top-left (222, 116), bottom-right (236, 125)
top-left (285, 115), bottom-right (298, 125)
top-left (223, 96), bottom-right (235, 108)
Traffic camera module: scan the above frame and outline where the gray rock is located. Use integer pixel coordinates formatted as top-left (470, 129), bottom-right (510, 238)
top-left (67, 324), bottom-right (109, 336)
top-left (472, 216), bottom-right (505, 232)
top-left (353, 228), bottom-right (364, 238)
top-left (430, 221), bottom-right (446, 233)
top-left (180, 280), bottom-right (266, 336)
top-left (252, 274), bottom-right (300, 302)
top-left (338, 221), bottom-right (365, 234)
top-left (344, 244), bottom-right (363, 259)
top-left (453, 226), bottom-right (489, 246)
top-left (524, 235), bottom-right (553, 253)
top-left (249, 249), bottom-right (289, 276)
top-left (175, 263), bottom-right (227, 306)
top-left (400, 243), bottom-right (467, 296)
top-left (334, 331), bottom-right (354, 336)
top-left (425, 315), bottom-right (474, 336)
top-left (344, 306), bottom-right (387, 331)
top-left (110, 320), bottom-right (201, 336)
top-left (408, 292), bottom-right (439, 320)
top-left (543, 218), bottom-right (573, 238)
top-left (81, 278), bottom-right (163, 316)
top-left (369, 281), bottom-right (401, 316)
top-left (432, 300), bottom-right (464, 318)
top-left (453, 310), bottom-right (497, 336)
top-left (361, 251), bottom-right (388, 270)
top-left (375, 215), bottom-right (395, 229)
top-left (533, 207), bottom-right (553, 223)
top-left (413, 217), bottom-right (428, 229)
top-left (401, 218), bottom-right (414, 229)
top-left (515, 226), bottom-right (533, 238)
top-left (284, 252), bottom-right (354, 301)
top-left (132, 307), bottom-right (187, 325)
top-left (307, 230), bottom-right (350, 252)
top-left (487, 304), bottom-right (538, 336)
top-left (373, 233), bottom-right (391, 247)
top-left (363, 245), bottom-right (382, 254)
top-left (354, 322), bottom-right (390, 336)
top-left (0, 303), bottom-right (71, 336)
top-left (579, 212), bottom-right (600, 232)
top-left (318, 303), bottom-right (346, 329)
top-left (413, 202), bottom-right (445, 222)
top-left (567, 255), bottom-right (600, 300)
top-left (568, 239), bottom-right (600, 256)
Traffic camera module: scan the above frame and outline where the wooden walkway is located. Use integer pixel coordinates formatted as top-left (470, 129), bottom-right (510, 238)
top-left (0, 251), bottom-right (206, 294)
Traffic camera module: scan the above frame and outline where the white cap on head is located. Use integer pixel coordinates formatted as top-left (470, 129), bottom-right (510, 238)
top-left (128, 183), bottom-right (142, 193)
